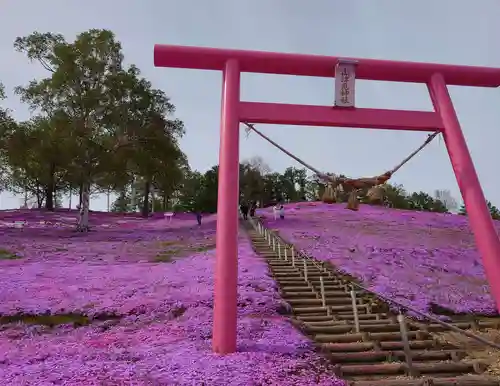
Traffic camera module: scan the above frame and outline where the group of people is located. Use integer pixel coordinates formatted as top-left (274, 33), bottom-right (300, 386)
top-left (240, 201), bottom-right (286, 221)
top-left (273, 203), bottom-right (285, 220)
top-left (239, 201), bottom-right (257, 220)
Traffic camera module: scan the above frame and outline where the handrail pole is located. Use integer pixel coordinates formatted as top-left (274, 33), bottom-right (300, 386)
top-left (398, 313), bottom-right (416, 377)
top-left (350, 290), bottom-right (361, 333)
top-left (320, 276), bottom-right (327, 308)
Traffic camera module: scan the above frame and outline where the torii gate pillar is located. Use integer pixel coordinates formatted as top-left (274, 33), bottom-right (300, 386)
top-left (213, 59), bottom-right (240, 354)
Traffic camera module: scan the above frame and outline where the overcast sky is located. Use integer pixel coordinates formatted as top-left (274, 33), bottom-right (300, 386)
top-left (1, 0), bottom-right (499, 210)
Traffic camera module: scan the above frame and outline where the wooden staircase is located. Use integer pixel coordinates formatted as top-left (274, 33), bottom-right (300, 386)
top-left (246, 225), bottom-right (500, 386)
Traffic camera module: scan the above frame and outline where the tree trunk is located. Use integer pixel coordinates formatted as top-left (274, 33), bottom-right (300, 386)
top-left (44, 163), bottom-right (56, 211)
top-left (130, 176), bottom-right (136, 212)
top-left (36, 185), bottom-right (44, 209)
top-left (79, 182), bottom-right (84, 207)
top-left (45, 187), bottom-right (54, 211)
top-left (77, 181), bottom-right (90, 232)
top-left (141, 180), bottom-right (150, 218)
top-left (151, 188), bottom-right (155, 213)
top-left (68, 188), bottom-right (72, 210)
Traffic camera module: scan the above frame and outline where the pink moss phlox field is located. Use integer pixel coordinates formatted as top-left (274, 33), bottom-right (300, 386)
top-left (0, 210), bottom-right (344, 385)
top-left (0, 210), bottom-right (217, 264)
top-left (260, 202), bottom-right (498, 317)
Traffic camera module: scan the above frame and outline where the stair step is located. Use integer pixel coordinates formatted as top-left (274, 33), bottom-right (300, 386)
top-left (408, 321), bottom-right (499, 333)
top-left (284, 290), bottom-right (353, 298)
top-left (297, 313), bottom-right (385, 322)
top-left (305, 322), bottom-right (415, 334)
top-left (269, 260), bottom-right (317, 265)
top-left (271, 265), bottom-right (328, 272)
top-left (314, 331), bottom-right (431, 343)
top-left (327, 349), bottom-right (464, 364)
top-left (349, 375), bottom-right (500, 386)
top-left (304, 318), bottom-right (396, 327)
top-left (285, 298), bottom-right (360, 307)
top-left (338, 360), bottom-right (487, 377)
top-left (318, 339), bottom-right (447, 352)
top-left (294, 304), bottom-right (370, 314)
top-left (273, 272), bottom-right (327, 279)
top-left (280, 281), bottom-right (348, 290)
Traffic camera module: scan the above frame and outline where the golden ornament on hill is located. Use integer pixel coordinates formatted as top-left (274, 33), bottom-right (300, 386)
top-left (346, 191), bottom-right (360, 211)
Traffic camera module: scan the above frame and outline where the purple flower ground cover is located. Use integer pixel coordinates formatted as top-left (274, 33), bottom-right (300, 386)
top-left (0, 210), bottom-right (217, 263)
top-left (0, 210), bottom-right (344, 385)
top-left (260, 202), bottom-right (499, 317)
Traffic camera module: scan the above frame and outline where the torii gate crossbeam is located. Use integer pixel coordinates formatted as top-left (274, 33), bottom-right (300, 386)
top-left (154, 44), bottom-right (500, 355)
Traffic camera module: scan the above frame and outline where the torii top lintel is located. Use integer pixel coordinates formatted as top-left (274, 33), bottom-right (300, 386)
top-left (154, 44), bottom-right (500, 88)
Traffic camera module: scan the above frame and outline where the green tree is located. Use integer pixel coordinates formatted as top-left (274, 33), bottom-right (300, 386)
top-left (0, 81), bottom-right (17, 191)
top-left (104, 67), bottom-right (186, 217)
top-left (15, 29), bottom-right (129, 230)
top-left (154, 153), bottom-right (189, 211)
top-left (305, 174), bottom-right (325, 201)
top-left (262, 172), bottom-right (284, 205)
top-left (280, 167), bottom-right (298, 202)
top-left (383, 183), bottom-right (409, 209)
top-left (489, 201), bottom-right (500, 220)
top-left (239, 162), bottom-right (264, 204)
top-left (199, 166), bottom-right (219, 212)
top-left (4, 115), bottom-right (71, 210)
top-left (177, 171), bottom-right (208, 212)
top-left (406, 191), bottom-right (447, 213)
top-left (407, 191), bottom-right (434, 211)
top-left (294, 168), bottom-right (308, 200)
top-left (456, 201), bottom-right (499, 219)
top-left (111, 189), bottom-right (130, 213)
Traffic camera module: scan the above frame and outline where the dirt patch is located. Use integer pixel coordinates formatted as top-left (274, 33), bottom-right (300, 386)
top-left (437, 328), bottom-right (500, 376)
top-left (0, 311), bottom-right (121, 328)
top-left (153, 243), bottom-right (216, 262)
top-left (429, 303), bottom-right (498, 318)
top-left (0, 248), bottom-right (21, 260)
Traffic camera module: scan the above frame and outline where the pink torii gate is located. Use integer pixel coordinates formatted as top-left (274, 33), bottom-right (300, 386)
top-left (154, 44), bottom-right (500, 355)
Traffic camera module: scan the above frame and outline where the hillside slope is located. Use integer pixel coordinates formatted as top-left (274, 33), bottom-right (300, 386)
top-left (260, 202), bottom-right (498, 317)
top-left (0, 210), bottom-right (342, 385)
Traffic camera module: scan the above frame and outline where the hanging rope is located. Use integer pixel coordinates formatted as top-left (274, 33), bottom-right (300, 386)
top-left (243, 123), bottom-right (326, 177)
top-left (243, 122), bottom-right (440, 191)
top-left (387, 131), bottom-right (439, 176)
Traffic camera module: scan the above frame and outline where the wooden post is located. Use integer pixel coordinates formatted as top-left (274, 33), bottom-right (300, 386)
top-left (320, 276), bottom-right (326, 308)
top-left (397, 313), bottom-right (415, 376)
top-left (350, 290), bottom-right (360, 333)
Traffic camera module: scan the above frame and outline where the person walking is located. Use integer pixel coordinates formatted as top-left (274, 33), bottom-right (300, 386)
top-left (240, 203), bottom-right (249, 220)
top-left (249, 202), bottom-right (256, 217)
top-left (279, 204), bottom-right (285, 220)
top-left (273, 204), bottom-right (279, 220)
top-left (195, 211), bottom-right (202, 226)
